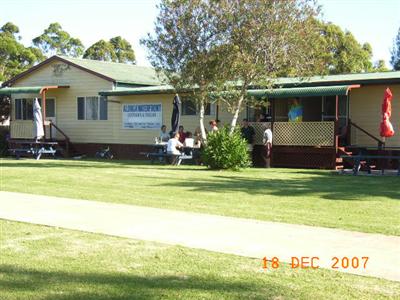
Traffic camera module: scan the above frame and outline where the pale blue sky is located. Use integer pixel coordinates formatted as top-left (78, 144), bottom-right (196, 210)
top-left (1, 0), bottom-right (399, 68)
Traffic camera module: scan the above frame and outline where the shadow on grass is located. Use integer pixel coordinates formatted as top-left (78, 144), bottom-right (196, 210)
top-left (0, 264), bottom-right (278, 300)
top-left (2, 158), bottom-right (399, 201)
top-left (0, 158), bottom-right (206, 171)
top-left (160, 174), bottom-right (400, 201)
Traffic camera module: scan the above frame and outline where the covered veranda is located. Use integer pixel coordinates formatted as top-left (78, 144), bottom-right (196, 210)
top-left (244, 85), bottom-right (360, 168)
top-left (0, 85), bottom-right (69, 139)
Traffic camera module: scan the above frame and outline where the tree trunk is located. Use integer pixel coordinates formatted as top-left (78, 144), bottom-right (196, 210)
top-left (199, 99), bottom-right (207, 141)
top-left (229, 94), bottom-right (245, 134)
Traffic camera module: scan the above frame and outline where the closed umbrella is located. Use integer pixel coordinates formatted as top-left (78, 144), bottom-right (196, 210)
top-left (33, 98), bottom-right (44, 141)
top-left (171, 94), bottom-right (181, 135)
top-left (380, 88), bottom-right (394, 138)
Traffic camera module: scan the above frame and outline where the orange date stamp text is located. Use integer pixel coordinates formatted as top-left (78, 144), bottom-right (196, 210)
top-left (262, 256), bottom-right (369, 270)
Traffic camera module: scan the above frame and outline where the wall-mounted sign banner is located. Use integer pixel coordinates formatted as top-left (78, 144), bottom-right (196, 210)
top-left (122, 103), bottom-right (162, 129)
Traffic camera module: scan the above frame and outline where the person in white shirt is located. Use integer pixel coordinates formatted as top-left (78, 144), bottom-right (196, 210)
top-left (167, 133), bottom-right (183, 155)
top-left (184, 132), bottom-right (194, 148)
top-left (262, 126), bottom-right (273, 168)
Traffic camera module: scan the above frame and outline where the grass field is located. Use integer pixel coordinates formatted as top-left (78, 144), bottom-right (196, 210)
top-left (1, 219), bottom-right (399, 300)
top-left (1, 159), bottom-right (399, 235)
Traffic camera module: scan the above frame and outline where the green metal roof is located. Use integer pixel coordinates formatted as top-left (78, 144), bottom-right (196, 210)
top-left (3, 54), bottom-right (399, 90)
top-left (0, 86), bottom-right (43, 95)
top-left (59, 56), bottom-right (164, 86)
top-left (272, 71), bottom-right (400, 88)
top-left (100, 84), bottom-right (359, 98)
top-left (247, 85), bottom-right (359, 99)
top-left (99, 85), bottom-right (175, 96)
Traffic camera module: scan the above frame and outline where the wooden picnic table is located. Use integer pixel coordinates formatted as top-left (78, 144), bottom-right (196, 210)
top-left (341, 154), bottom-right (400, 176)
top-left (8, 140), bottom-right (58, 160)
top-left (142, 143), bottom-right (198, 165)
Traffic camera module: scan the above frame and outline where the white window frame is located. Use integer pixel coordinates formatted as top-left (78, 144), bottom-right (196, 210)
top-left (14, 97), bottom-right (56, 120)
top-left (181, 97), bottom-right (216, 116)
top-left (77, 96), bottom-right (108, 121)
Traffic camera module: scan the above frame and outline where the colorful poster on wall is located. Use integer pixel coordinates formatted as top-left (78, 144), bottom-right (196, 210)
top-left (122, 103), bottom-right (162, 129)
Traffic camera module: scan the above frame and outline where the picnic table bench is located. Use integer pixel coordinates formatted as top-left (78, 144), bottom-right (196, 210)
top-left (144, 152), bottom-right (193, 165)
top-left (341, 154), bottom-right (400, 175)
top-left (142, 143), bottom-right (196, 165)
top-left (8, 140), bottom-right (58, 160)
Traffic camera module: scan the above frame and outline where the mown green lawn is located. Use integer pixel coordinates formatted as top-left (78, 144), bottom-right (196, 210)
top-left (1, 220), bottom-right (399, 300)
top-left (1, 159), bottom-right (399, 235)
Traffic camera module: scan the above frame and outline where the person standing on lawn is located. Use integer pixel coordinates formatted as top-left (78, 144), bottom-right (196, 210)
top-left (262, 125), bottom-right (273, 168)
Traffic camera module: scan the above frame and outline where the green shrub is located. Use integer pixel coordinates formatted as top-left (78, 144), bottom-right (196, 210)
top-left (202, 126), bottom-right (250, 170)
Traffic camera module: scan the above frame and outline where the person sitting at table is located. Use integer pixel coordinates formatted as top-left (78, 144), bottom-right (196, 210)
top-left (159, 125), bottom-right (170, 142)
top-left (178, 125), bottom-right (186, 143)
top-left (167, 133), bottom-right (183, 155)
top-left (167, 132), bottom-right (183, 164)
top-left (184, 132), bottom-right (194, 148)
top-left (194, 127), bottom-right (203, 148)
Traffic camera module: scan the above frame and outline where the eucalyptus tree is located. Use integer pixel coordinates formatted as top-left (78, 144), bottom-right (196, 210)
top-left (143, 0), bottom-right (326, 135)
top-left (33, 23), bottom-right (84, 57)
top-left (142, 0), bottom-right (229, 139)
top-left (213, 0), bottom-right (324, 130)
top-left (83, 40), bottom-right (117, 61)
top-left (0, 22), bottom-right (44, 82)
top-left (110, 36), bottom-right (136, 64)
top-left (84, 37), bottom-right (136, 64)
top-left (391, 27), bottom-right (400, 70)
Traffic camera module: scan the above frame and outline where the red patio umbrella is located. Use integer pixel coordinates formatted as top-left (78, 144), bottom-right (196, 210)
top-left (380, 88), bottom-right (395, 138)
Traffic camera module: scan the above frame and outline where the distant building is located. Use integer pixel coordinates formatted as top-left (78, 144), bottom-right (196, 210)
top-left (1, 55), bottom-right (399, 168)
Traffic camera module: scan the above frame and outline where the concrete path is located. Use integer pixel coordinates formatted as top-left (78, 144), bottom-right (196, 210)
top-left (0, 191), bottom-right (399, 282)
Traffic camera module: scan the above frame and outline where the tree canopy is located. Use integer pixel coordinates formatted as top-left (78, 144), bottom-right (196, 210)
top-left (83, 36), bottom-right (136, 64)
top-left (142, 0), bottom-right (231, 138)
top-left (317, 21), bottom-right (374, 74)
top-left (373, 60), bottom-right (389, 72)
top-left (110, 36), bottom-right (136, 64)
top-left (33, 23), bottom-right (84, 57)
top-left (1, 22), bottom-right (20, 37)
top-left (0, 22), bottom-right (44, 82)
top-left (83, 40), bottom-right (117, 62)
top-left (216, 1), bottom-right (325, 129)
top-left (143, 0), bottom-right (325, 133)
top-left (390, 27), bottom-right (400, 71)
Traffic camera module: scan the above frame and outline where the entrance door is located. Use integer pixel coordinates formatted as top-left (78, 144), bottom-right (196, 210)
top-left (45, 98), bottom-right (56, 139)
top-left (322, 95), bottom-right (348, 127)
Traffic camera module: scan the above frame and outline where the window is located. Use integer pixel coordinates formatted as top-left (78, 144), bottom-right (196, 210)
top-left (204, 103), bottom-right (215, 116)
top-left (181, 97), bottom-right (196, 115)
top-left (181, 96), bottom-right (215, 116)
top-left (322, 96), bottom-right (348, 121)
top-left (77, 96), bottom-right (108, 120)
top-left (14, 98), bottom-right (55, 120)
top-left (15, 98), bottom-right (27, 120)
top-left (45, 99), bottom-right (56, 118)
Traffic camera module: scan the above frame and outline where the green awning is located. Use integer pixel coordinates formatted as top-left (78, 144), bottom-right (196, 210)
top-left (0, 86), bottom-right (43, 95)
top-left (247, 85), bottom-right (360, 99)
top-left (0, 85), bottom-right (69, 96)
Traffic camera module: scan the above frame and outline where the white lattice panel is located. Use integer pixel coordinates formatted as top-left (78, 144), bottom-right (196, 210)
top-left (248, 122), bottom-right (271, 145)
top-left (273, 121), bottom-right (334, 146)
